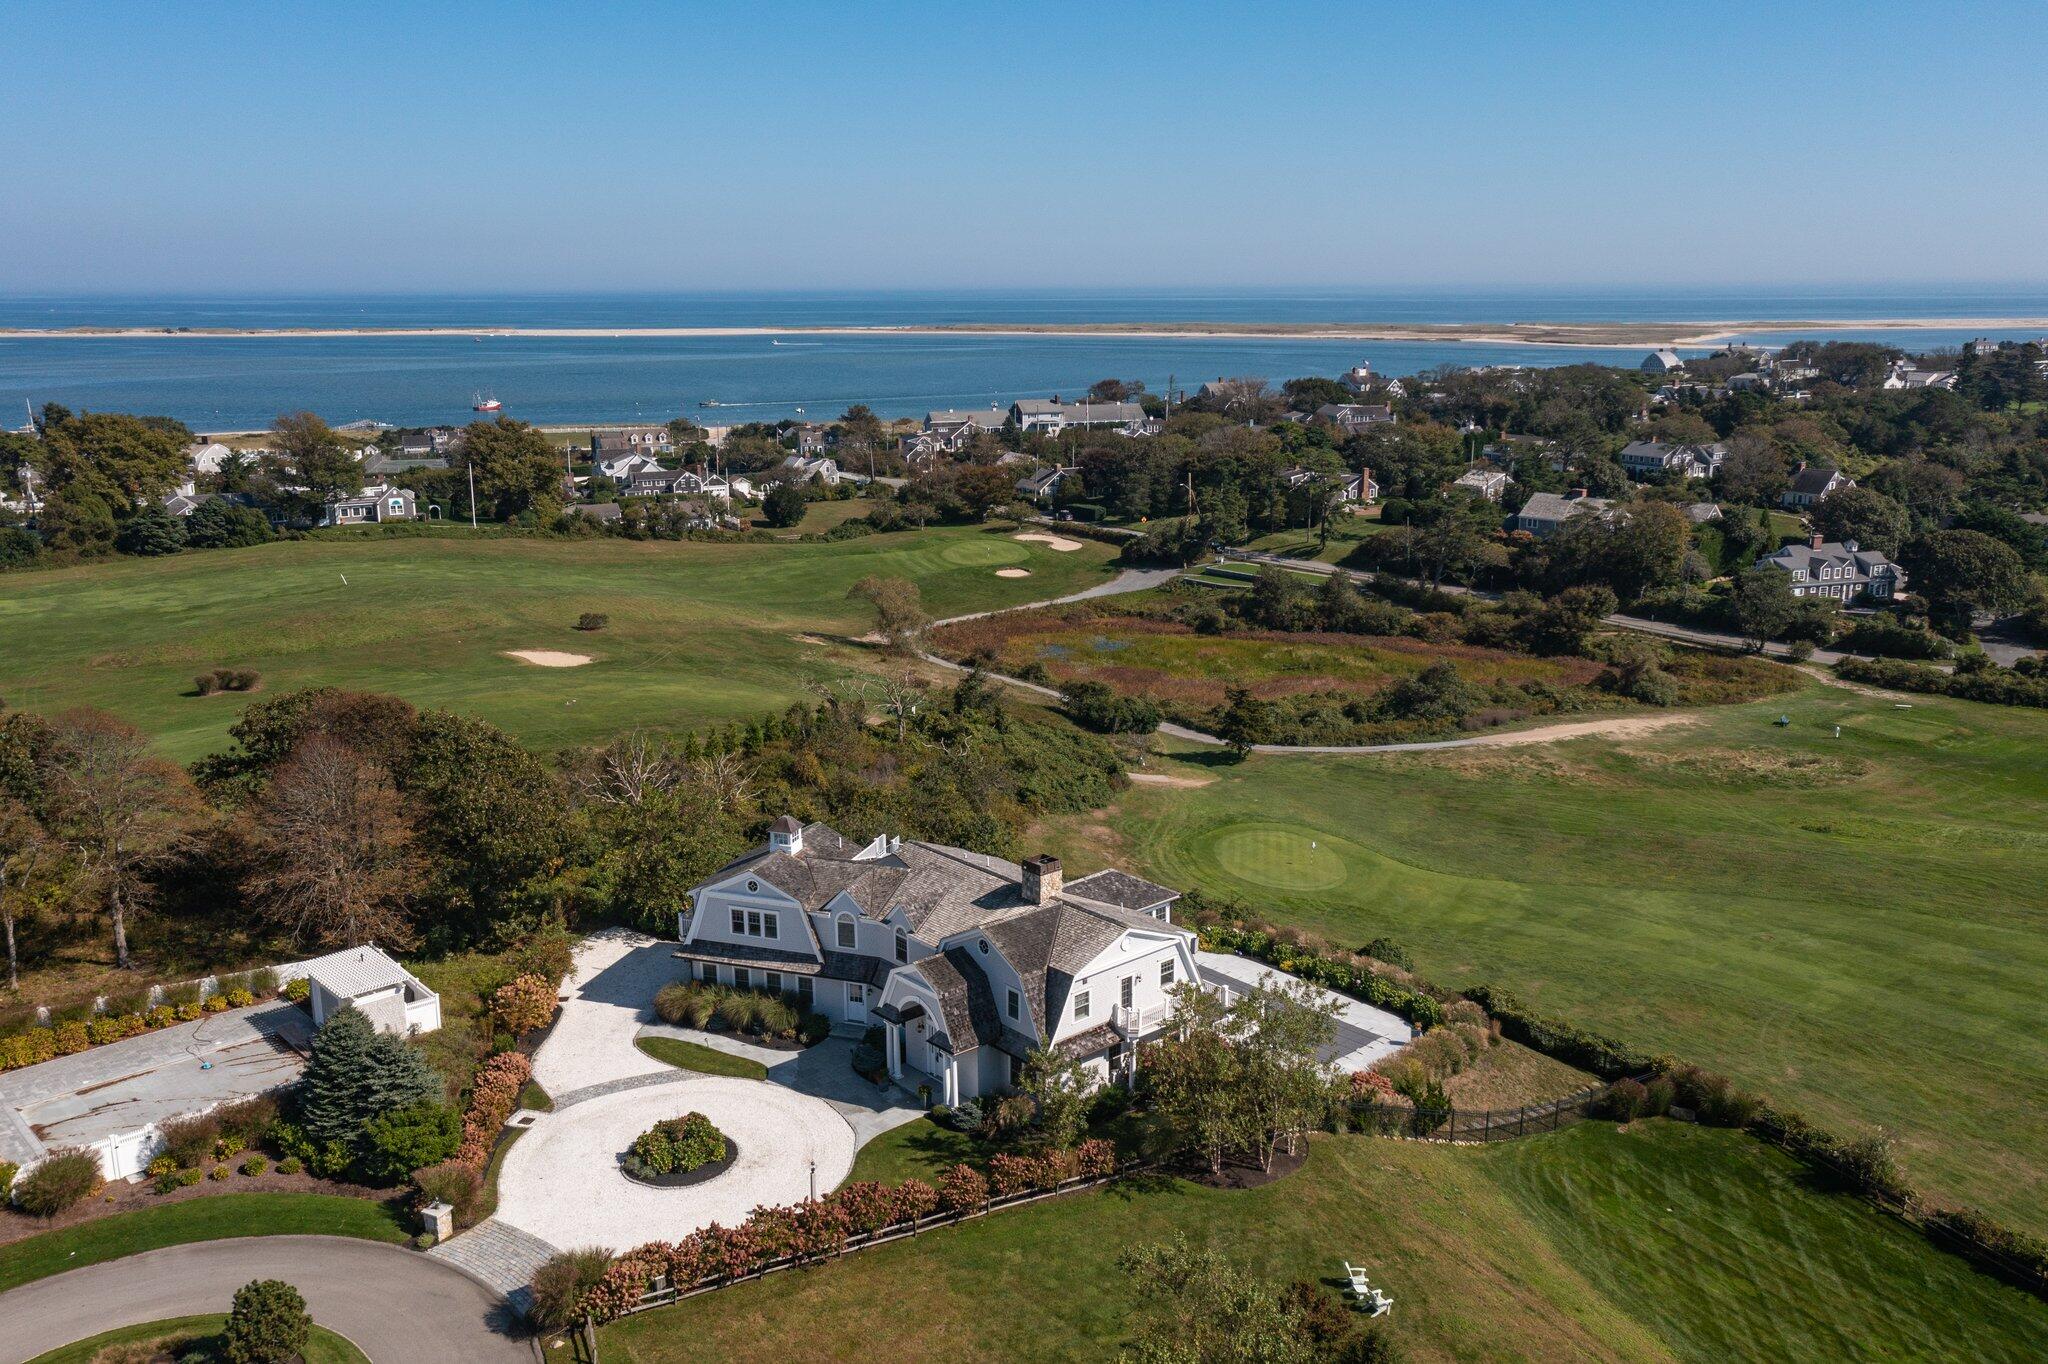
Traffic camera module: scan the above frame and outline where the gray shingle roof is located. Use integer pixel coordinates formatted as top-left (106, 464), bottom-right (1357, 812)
top-left (1064, 869), bottom-right (1178, 914)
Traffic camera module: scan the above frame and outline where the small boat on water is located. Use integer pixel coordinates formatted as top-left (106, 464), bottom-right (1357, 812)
top-left (473, 392), bottom-right (502, 412)
top-left (698, 399), bottom-right (721, 408)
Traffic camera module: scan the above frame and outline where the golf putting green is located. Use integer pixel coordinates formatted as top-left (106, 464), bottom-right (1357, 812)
top-left (1207, 822), bottom-right (1353, 891)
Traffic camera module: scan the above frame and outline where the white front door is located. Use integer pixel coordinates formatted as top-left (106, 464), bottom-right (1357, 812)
top-left (844, 982), bottom-right (870, 1026)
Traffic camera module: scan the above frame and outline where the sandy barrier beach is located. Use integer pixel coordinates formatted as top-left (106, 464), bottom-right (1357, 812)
top-left (4, 317), bottom-right (2044, 347)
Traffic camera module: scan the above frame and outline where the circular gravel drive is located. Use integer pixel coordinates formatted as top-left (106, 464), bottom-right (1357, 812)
top-left (494, 1075), bottom-right (856, 1253)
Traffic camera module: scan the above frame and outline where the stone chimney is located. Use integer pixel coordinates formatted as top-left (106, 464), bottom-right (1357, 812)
top-left (768, 814), bottom-right (803, 854)
top-left (1021, 854), bottom-right (1062, 906)
top-left (1811, 533), bottom-right (1825, 550)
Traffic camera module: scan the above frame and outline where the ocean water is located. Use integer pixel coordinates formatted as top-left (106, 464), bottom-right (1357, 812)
top-left (2, 289), bottom-right (2043, 430)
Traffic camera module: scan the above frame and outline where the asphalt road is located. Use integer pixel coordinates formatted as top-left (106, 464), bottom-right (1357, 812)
top-left (0, 1235), bottom-right (533, 1363)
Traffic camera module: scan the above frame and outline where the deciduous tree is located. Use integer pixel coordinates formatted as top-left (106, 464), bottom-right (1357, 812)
top-left (242, 736), bottom-right (421, 949)
top-left (39, 710), bottom-right (203, 968)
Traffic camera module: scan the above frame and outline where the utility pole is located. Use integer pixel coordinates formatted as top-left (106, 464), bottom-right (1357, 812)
top-left (467, 462), bottom-right (478, 529)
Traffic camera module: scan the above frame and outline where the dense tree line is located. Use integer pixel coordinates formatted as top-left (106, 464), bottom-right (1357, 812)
top-left (0, 672), bottom-right (1124, 987)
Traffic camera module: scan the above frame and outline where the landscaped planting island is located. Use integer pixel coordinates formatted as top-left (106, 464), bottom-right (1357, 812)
top-left (622, 1113), bottom-right (735, 1188)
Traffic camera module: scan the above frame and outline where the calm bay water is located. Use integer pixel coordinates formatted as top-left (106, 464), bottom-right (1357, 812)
top-left (2, 288), bottom-right (2043, 430)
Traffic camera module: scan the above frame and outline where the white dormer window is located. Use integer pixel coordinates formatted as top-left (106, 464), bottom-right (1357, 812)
top-left (1160, 959), bottom-right (1175, 987)
top-left (1006, 988), bottom-right (1020, 1021)
top-left (836, 915), bottom-right (856, 949)
top-left (894, 929), bottom-right (907, 963)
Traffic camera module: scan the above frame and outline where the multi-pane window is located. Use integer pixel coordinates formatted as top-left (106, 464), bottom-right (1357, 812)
top-left (1075, 990), bottom-right (1090, 1020)
top-left (1160, 959), bottom-right (1175, 987)
top-left (765, 971), bottom-right (782, 994)
top-left (895, 930), bottom-right (908, 963)
top-left (837, 916), bottom-right (856, 949)
top-left (730, 908), bottom-right (779, 940)
top-left (1006, 988), bottom-right (1020, 1021)
top-left (1120, 976), bottom-right (1134, 1009)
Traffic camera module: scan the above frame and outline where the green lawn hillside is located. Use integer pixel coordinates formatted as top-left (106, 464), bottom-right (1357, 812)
top-left (0, 527), bottom-right (1118, 761)
top-left (1053, 682), bottom-right (2048, 1238)
top-left (599, 1123), bottom-right (2048, 1363)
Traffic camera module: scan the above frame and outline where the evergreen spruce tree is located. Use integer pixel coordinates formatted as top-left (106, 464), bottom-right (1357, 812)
top-left (297, 1005), bottom-right (444, 1148)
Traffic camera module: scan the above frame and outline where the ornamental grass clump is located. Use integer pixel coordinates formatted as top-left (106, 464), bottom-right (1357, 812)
top-left (625, 1112), bottom-right (729, 1179)
top-left (16, 1148), bottom-right (103, 1217)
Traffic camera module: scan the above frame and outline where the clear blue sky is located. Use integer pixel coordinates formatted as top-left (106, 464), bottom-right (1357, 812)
top-left (4, 0), bottom-right (2044, 293)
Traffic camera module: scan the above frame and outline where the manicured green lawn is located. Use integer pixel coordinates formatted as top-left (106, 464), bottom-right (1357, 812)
top-left (0, 526), bottom-right (1118, 760)
top-left (1059, 683), bottom-right (2048, 1236)
top-left (846, 1117), bottom-right (978, 1184)
top-left (28, 1313), bottom-right (367, 1364)
top-left (600, 1122), bottom-right (2048, 1363)
top-left (635, 1035), bottom-right (769, 1081)
top-left (0, 1194), bottom-right (410, 1293)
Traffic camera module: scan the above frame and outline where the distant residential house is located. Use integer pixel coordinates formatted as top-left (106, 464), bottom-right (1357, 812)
top-left (161, 490), bottom-right (218, 518)
top-left (1726, 371), bottom-right (1771, 393)
top-left (769, 454), bottom-right (840, 487)
top-left (1282, 464), bottom-right (1378, 506)
top-left (1512, 489), bottom-right (1614, 538)
top-left (626, 465), bottom-right (692, 496)
top-left (572, 502), bottom-right (624, 524)
top-left (1618, 440), bottom-right (1727, 480)
top-left (597, 452), bottom-right (666, 482)
top-left (1641, 349), bottom-right (1685, 373)
top-left (592, 428), bottom-right (673, 460)
top-left (925, 408), bottom-right (1008, 440)
top-left (789, 424), bottom-right (832, 457)
top-left (726, 474), bottom-right (757, 500)
top-left (1311, 402), bottom-right (1396, 433)
top-left (1009, 398), bottom-right (1147, 434)
top-left (1780, 464), bottom-right (1854, 510)
top-left (398, 428), bottom-right (460, 458)
top-left (1339, 363), bottom-right (1376, 395)
top-left (320, 484), bottom-right (418, 526)
top-left (1015, 465), bottom-right (1075, 503)
top-left (1882, 361), bottom-right (1958, 391)
top-left (1758, 535), bottom-right (1906, 602)
top-left (1451, 468), bottom-right (1512, 502)
top-left (183, 441), bottom-right (233, 476)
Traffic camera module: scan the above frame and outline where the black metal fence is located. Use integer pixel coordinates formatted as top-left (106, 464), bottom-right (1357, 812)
top-left (1349, 1081), bottom-right (1608, 1143)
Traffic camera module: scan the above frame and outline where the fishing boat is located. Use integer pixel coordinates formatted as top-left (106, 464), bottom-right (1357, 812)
top-left (698, 399), bottom-right (722, 408)
top-left (473, 392), bottom-right (502, 412)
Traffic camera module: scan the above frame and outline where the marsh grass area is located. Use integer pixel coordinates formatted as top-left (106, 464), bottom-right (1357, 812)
top-left (1046, 683), bottom-right (2048, 1237)
top-left (0, 525), bottom-right (1118, 762)
top-left (932, 594), bottom-right (1791, 744)
top-left (598, 1122), bottom-right (2048, 1363)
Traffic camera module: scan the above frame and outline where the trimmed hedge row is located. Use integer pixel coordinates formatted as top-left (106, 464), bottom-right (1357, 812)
top-left (0, 985), bottom-right (262, 1074)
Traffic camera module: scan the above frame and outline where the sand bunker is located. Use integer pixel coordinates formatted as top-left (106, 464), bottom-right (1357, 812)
top-left (1127, 770), bottom-right (1214, 788)
top-left (1014, 532), bottom-right (1084, 552)
top-left (504, 649), bottom-right (593, 668)
top-left (995, 567), bottom-right (1033, 578)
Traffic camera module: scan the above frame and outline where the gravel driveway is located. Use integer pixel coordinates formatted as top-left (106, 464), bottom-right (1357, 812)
top-left (493, 1074), bottom-right (856, 1253)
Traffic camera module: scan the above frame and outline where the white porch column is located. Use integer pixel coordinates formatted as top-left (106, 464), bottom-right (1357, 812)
top-left (944, 1058), bottom-right (959, 1106)
top-left (887, 1024), bottom-right (903, 1081)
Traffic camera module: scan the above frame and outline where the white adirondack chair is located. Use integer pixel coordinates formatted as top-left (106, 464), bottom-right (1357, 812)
top-left (1365, 1288), bottom-right (1394, 1317)
top-left (1342, 1261), bottom-right (1372, 1297)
